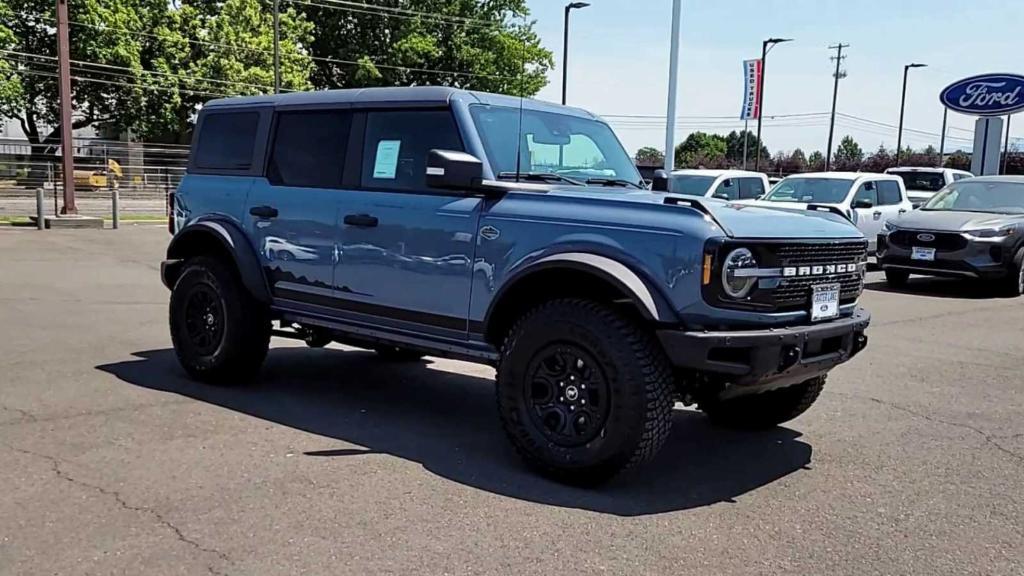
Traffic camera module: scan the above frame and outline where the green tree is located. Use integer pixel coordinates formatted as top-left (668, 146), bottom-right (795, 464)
top-left (789, 148), bottom-right (808, 172)
top-left (301, 0), bottom-right (552, 96)
top-left (833, 135), bottom-right (864, 170)
top-left (807, 150), bottom-right (825, 171)
top-left (634, 146), bottom-right (664, 166)
top-left (724, 129), bottom-right (768, 166)
top-left (862, 144), bottom-right (895, 172)
top-left (945, 150), bottom-right (971, 171)
top-left (675, 131), bottom-right (727, 168)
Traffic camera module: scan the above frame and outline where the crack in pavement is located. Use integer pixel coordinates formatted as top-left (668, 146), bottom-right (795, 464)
top-left (0, 399), bottom-right (193, 428)
top-left (4, 444), bottom-right (232, 576)
top-left (833, 392), bottom-right (1024, 466)
top-left (0, 404), bottom-right (38, 424)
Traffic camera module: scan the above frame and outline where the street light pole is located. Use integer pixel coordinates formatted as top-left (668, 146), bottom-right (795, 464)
top-left (561, 2), bottom-right (589, 105)
top-left (754, 37), bottom-right (793, 172)
top-left (896, 63), bottom-right (927, 167)
top-left (938, 107), bottom-right (948, 168)
top-left (825, 42), bottom-right (849, 172)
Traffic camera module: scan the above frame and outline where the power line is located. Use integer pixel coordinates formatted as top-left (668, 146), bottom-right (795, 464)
top-left (282, 0), bottom-right (500, 28)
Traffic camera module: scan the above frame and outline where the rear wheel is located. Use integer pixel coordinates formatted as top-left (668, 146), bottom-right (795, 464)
top-left (169, 257), bottom-right (270, 385)
top-left (1000, 248), bottom-right (1024, 297)
top-left (496, 299), bottom-right (674, 485)
top-left (884, 269), bottom-right (909, 288)
top-left (701, 375), bottom-right (826, 430)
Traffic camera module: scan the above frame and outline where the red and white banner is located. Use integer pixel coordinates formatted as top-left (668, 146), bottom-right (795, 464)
top-left (741, 59), bottom-right (762, 120)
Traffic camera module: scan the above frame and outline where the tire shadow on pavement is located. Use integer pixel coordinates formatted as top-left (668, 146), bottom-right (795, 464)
top-left (97, 347), bottom-right (813, 516)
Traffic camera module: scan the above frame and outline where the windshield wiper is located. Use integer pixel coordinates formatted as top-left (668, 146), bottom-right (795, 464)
top-left (585, 177), bottom-right (644, 190)
top-left (497, 172), bottom-right (586, 186)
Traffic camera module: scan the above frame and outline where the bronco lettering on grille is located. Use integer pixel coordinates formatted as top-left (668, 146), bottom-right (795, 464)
top-left (782, 263), bottom-right (856, 277)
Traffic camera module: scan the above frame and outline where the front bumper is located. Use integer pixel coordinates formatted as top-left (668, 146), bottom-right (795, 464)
top-left (877, 233), bottom-right (1014, 279)
top-left (657, 308), bottom-right (870, 396)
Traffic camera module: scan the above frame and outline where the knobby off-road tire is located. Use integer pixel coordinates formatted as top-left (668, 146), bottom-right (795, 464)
top-left (884, 269), bottom-right (909, 288)
top-left (701, 375), bottom-right (827, 430)
top-left (496, 299), bottom-right (675, 485)
top-left (374, 346), bottom-right (427, 361)
top-left (169, 256), bottom-right (271, 385)
top-left (999, 247), bottom-right (1024, 297)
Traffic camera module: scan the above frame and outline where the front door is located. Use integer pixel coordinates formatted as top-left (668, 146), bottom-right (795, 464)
top-left (333, 109), bottom-right (481, 338)
top-left (246, 109), bottom-right (354, 302)
top-left (851, 181), bottom-right (884, 248)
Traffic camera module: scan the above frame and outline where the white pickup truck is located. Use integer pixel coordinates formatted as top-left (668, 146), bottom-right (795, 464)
top-left (654, 169), bottom-right (770, 201)
top-left (884, 167), bottom-right (973, 207)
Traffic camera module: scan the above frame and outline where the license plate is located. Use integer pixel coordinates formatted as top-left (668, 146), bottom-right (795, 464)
top-left (911, 246), bottom-right (936, 261)
top-left (811, 283), bottom-right (841, 322)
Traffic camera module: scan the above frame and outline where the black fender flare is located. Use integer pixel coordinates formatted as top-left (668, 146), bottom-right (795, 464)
top-left (483, 252), bottom-right (678, 334)
top-left (163, 219), bottom-right (271, 304)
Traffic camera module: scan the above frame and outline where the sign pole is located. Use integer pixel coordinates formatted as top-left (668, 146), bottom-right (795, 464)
top-left (1003, 114), bottom-right (1012, 174)
top-left (56, 0), bottom-right (76, 215)
top-left (663, 0), bottom-right (682, 172)
top-left (938, 108), bottom-right (947, 168)
top-left (742, 119), bottom-right (749, 169)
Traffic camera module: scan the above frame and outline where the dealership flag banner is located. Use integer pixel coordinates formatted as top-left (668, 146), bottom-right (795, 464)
top-left (741, 59), bottom-right (762, 120)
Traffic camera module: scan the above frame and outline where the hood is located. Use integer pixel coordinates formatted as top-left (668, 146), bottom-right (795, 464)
top-left (544, 187), bottom-right (862, 239)
top-left (896, 209), bottom-right (1024, 232)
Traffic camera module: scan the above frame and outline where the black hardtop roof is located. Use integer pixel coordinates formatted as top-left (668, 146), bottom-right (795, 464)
top-left (202, 86), bottom-right (600, 120)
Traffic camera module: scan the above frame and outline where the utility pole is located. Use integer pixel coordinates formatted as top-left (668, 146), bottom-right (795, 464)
top-left (56, 0), bottom-right (76, 214)
top-left (938, 108), bottom-right (948, 167)
top-left (273, 0), bottom-right (281, 93)
top-left (825, 43), bottom-right (848, 172)
top-left (664, 0), bottom-right (682, 171)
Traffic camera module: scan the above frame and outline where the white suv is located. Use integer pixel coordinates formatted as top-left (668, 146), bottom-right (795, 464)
top-left (884, 167), bottom-right (974, 207)
top-left (657, 169), bottom-right (770, 201)
top-left (743, 172), bottom-right (913, 253)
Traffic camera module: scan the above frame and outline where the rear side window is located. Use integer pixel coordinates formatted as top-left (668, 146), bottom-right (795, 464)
top-left (194, 112), bottom-right (259, 170)
top-left (877, 180), bottom-right (902, 205)
top-left (361, 110), bottom-right (464, 192)
top-left (739, 177), bottom-right (765, 199)
top-left (268, 111), bottom-right (352, 188)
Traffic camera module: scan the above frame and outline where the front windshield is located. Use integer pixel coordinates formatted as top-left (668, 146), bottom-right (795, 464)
top-left (469, 104), bottom-right (642, 187)
top-left (667, 175), bottom-right (715, 196)
top-left (763, 177), bottom-right (853, 204)
top-left (890, 171), bottom-right (946, 192)
top-left (921, 180), bottom-right (1024, 214)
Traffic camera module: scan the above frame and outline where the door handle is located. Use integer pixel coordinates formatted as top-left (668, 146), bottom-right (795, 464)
top-left (873, 211), bottom-right (882, 220)
top-left (898, 208), bottom-right (908, 214)
top-left (249, 205), bottom-right (278, 218)
top-left (343, 213), bottom-right (379, 227)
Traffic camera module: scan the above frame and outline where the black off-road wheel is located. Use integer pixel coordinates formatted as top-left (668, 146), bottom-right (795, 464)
top-left (374, 346), bottom-right (426, 361)
top-left (169, 256), bottom-right (270, 385)
top-left (496, 299), bottom-right (675, 485)
top-left (999, 247), bottom-right (1024, 297)
top-left (701, 375), bottom-right (827, 430)
top-left (884, 269), bottom-right (909, 288)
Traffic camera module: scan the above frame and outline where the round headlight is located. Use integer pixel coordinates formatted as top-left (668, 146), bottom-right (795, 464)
top-left (722, 247), bottom-right (758, 298)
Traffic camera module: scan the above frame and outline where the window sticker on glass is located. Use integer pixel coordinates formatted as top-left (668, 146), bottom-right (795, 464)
top-left (373, 140), bottom-right (401, 179)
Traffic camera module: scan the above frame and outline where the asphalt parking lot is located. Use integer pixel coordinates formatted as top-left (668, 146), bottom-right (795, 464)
top-left (1, 226), bottom-right (1022, 576)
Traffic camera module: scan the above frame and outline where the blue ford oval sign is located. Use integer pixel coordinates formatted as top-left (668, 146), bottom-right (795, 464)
top-left (940, 73), bottom-right (1024, 116)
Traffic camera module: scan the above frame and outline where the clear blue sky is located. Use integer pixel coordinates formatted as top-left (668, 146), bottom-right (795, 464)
top-left (524, 0), bottom-right (1024, 158)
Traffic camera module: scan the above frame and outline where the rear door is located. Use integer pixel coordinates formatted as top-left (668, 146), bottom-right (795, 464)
top-left (246, 108), bottom-right (354, 302)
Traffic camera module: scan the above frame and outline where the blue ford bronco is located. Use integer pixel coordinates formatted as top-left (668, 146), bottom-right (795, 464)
top-left (162, 87), bottom-right (870, 484)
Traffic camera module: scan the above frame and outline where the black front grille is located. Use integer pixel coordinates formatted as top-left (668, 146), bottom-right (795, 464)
top-left (889, 230), bottom-right (968, 251)
top-left (704, 239), bottom-right (868, 313)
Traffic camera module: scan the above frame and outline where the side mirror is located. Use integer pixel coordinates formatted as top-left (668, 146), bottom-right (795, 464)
top-left (426, 149), bottom-right (483, 191)
top-left (852, 198), bottom-right (874, 209)
top-left (652, 169), bottom-right (669, 192)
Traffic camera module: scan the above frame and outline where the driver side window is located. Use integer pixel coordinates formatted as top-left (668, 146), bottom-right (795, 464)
top-left (852, 182), bottom-right (878, 207)
top-left (713, 178), bottom-right (738, 200)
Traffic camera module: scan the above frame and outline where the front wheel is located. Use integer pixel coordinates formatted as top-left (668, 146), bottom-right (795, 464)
top-left (701, 375), bottom-right (826, 430)
top-left (885, 269), bottom-right (909, 288)
top-left (496, 299), bottom-right (674, 485)
top-left (999, 248), bottom-right (1024, 297)
top-left (169, 257), bottom-right (270, 385)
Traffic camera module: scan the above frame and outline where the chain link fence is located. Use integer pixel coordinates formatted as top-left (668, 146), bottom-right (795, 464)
top-left (0, 136), bottom-right (187, 222)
